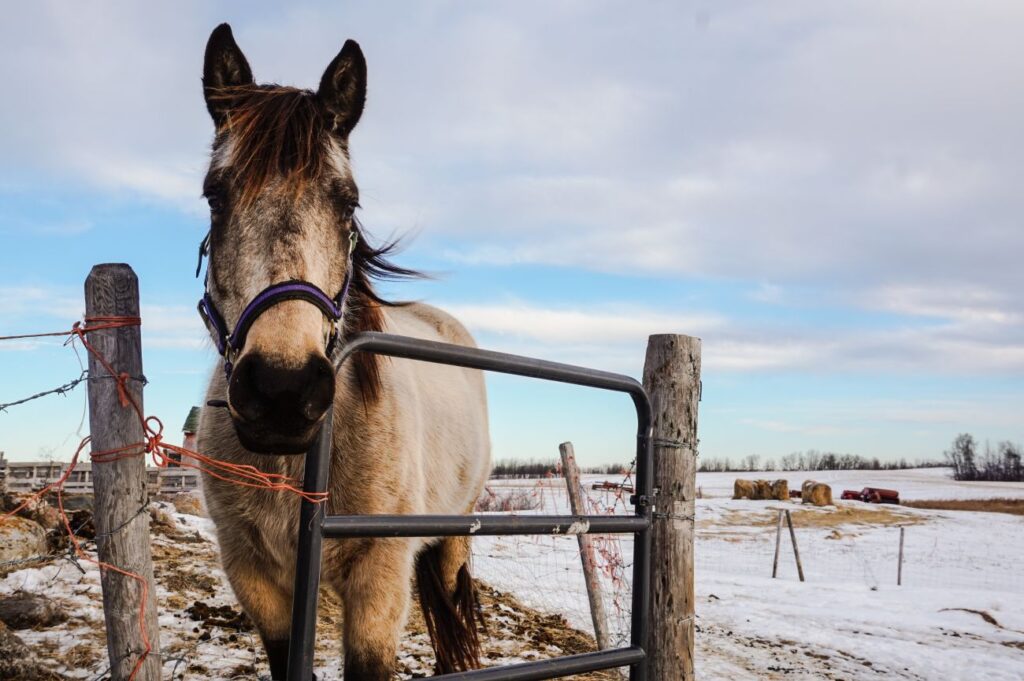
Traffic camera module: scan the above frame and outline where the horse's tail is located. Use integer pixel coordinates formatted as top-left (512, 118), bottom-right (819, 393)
top-left (415, 537), bottom-right (484, 673)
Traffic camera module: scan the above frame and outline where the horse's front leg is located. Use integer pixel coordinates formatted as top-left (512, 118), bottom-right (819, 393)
top-left (218, 551), bottom-right (299, 680)
top-left (338, 538), bottom-right (414, 681)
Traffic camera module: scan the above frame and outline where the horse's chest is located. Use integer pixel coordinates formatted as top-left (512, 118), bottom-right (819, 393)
top-left (238, 497), bottom-right (301, 568)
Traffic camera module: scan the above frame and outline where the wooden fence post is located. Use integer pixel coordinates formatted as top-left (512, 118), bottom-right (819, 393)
top-left (85, 264), bottom-right (162, 680)
top-left (771, 509), bottom-right (784, 578)
top-left (897, 526), bottom-right (905, 586)
top-left (784, 510), bottom-right (805, 582)
top-left (643, 334), bottom-right (700, 681)
top-left (559, 442), bottom-right (611, 651)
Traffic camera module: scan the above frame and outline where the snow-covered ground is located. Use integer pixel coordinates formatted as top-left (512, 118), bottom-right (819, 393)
top-left (476, 469), bottom-right (1024, 680)
top-left (2, 468), bottom-right (1022, 679)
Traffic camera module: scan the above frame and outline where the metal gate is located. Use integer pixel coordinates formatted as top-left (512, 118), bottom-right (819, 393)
top-left (286, 331), bottom-right (654, 681)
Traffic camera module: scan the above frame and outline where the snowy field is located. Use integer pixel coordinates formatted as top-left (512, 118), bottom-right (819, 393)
top-left (695, 466), bottom-right (1024, 501)
top-left (476, 468), bottom-right (1024, 680)
top-left (1, 468), bottom-right (1022, 679)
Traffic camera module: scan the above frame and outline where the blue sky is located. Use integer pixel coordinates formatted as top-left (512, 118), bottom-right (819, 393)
top-left (2, 1), bottom-right (1022, 465)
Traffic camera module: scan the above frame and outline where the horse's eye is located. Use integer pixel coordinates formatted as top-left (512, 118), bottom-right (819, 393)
top-left (207, 195), bottom-right (223, 215)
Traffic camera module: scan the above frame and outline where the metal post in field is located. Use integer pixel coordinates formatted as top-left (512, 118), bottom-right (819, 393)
top-left (559, 441), bottom-right (611, 651)
top-left (784, 509), bottom-right (805, 582)
top-left (643, 334), bottom-right (700, 681)
top-left (85, 264), bottom-right (162, 680)
top-left (897, 526), bottom-right (905, 586)
top-left (771, 509), bottom-right (784, 578)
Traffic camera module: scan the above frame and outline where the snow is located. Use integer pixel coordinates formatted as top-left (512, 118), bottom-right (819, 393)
top-left (474, 469), bottom-right (1024, 679)
top-left (2, 469), bottom-right (1022, 679)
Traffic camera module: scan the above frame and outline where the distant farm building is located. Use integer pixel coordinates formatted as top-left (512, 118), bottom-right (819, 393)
top-left (0, 407), bottom-right (202, 495)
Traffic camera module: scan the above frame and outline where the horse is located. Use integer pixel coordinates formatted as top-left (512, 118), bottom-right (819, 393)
top-left (194, 24), bottom-right (491, 680)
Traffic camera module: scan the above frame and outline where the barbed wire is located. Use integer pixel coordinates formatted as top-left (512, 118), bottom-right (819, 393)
top-left (0, 371), bottom-right (148, 413)
top-left (1, 317), bottom-right (333, 680)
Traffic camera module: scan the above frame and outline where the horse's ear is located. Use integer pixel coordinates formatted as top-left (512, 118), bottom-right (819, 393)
top-left (203, 23), bottom-right (254, 127)
top-left (317, 40), bottom-right (367, 137)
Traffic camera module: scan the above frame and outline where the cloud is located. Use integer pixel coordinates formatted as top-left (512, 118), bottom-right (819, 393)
top-left (139, 303), bottom-right (208, 350)
top-left (438, 299), bottom-right (1024, 377)
top-left (0, 283), bottom-right (207, 351)
top-left (863, 284), bottom-right (1021, 327)
top-left (443, 301), bottom-right (723, 345)
top-left (2, 1), bottom-right (1023, 381)
top-left (0, 286), bottom-right (82, 321)
top-left (4, 3), bottom-right (1022, 288)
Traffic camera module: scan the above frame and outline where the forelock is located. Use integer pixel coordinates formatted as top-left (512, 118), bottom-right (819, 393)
top-left (207, 85), bottom-right (351, 206)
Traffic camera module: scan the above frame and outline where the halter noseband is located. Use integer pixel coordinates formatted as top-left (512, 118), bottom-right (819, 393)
top-left (196, 231), bottom-right (358, 377)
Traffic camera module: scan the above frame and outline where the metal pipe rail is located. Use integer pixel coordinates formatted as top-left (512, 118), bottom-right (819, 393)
top-left (322, 513), bottom-right (649, 538)
top-left (287, 332), bottom-right (654, 681)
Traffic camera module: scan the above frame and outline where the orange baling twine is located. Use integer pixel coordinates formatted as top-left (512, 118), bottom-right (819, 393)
top-left (1, 316), bottom-right (328, 679)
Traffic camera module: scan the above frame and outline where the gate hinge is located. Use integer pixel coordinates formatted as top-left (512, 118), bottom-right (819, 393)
top-left (630, 494), bottom-right (652, 508)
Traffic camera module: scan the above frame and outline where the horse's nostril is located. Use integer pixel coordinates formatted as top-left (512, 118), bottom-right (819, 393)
top-left (300, 358), bottom-right (335, 420)
top-left (302, 400), bottom-right (323, 421)
top-left (228, 355), bottom-right (268, 422)
top-left (229, 353), bottom-right (335, 428)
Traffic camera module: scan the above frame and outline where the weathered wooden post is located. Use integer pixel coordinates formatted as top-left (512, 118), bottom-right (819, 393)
top-left (784, 510), bottom-right (805, 582)
top-left (85, 264), bottom-right (162, 680)
top-left (771, 509), bottom-right (784, 578)
top-left (897, 526), bottom-right (905, 586)
top-left (559, 441), bottom-right (611, 651)
top-left (643, 334), bottom-right (700, 681)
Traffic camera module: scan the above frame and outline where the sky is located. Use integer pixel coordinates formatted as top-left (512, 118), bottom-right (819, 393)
top-left (1, 1), bottom-right (1022, 466)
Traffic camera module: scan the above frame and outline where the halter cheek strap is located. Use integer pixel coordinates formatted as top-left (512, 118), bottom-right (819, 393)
top-left (197, 231), bottom-right (357, 377)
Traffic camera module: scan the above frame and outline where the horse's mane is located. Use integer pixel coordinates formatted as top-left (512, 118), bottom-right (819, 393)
top-left (347, 218), bottom-right (422, 402)
top-left (209, 85), bottom-right (328, 208)
top-left (209, 84), bottom-right (422, 402)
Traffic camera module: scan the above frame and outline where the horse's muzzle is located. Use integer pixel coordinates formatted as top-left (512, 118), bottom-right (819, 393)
top-left (227, 352), bottom-right (335, 455)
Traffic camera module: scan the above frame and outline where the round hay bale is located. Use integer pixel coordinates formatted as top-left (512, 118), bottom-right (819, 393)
top-left (171, 493), bottom-right (206, 517)
top-left (770, 479), bottom-right (789, 501)
top-left (732, 479), bottom-right (755, 500)
top-left (753, 480), bottom-right (773, 500)
top-left (0, 516), bottom-right (47, 564)
top-left (803, 482), bottom-right (833, 507)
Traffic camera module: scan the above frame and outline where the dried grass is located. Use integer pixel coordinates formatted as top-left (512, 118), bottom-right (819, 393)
top-left (902, 498), bottom-right (1024, 516)
top-left (706, 504), bottom-right (924, 532)
top-left (475, 488), bottom-right (542, 512)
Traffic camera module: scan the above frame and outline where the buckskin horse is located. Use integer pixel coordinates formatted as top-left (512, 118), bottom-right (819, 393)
top-left (195, 24), bottom-right (491, 680)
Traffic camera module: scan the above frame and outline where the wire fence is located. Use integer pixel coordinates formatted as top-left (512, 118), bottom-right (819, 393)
top-left (1, 315), bottom-right (330, 680)
top-left (2, 316), bottom-right (644, 679)
top-left (471, 472), bottom-right (637, 649)
top-left (472, 479), bottom-right (1024, 660)
top-left (6, 319), bottom-right (1023, 678)
top-left (693, 506), bottom-right (1024, 595)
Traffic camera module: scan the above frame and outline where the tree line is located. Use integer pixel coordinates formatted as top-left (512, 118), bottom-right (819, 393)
top-left (945, 434), bottom-right (1023, 482)
top-left (491, 434), bottom-right (1024, 481)
top-left (489, 458), bottom-right (629, 479)
top-left (696, 450), bottom-right (943, 473)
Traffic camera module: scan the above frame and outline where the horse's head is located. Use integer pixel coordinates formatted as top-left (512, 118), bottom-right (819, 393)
top-left (199, 24), bottom-right (370, 454)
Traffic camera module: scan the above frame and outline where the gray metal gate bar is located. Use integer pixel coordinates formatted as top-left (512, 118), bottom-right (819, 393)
top-left (287, 408), bottom-right (333, 678)
top-left (431, 646), bottom-right (646, 681)
top-left (287, 332), bottom-right (654, 681)
top-left (322, 513), bottom-right (648, 538)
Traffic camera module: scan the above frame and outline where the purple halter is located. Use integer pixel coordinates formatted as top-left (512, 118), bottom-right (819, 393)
top-left (196, 232), bottom-right (357, 377)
